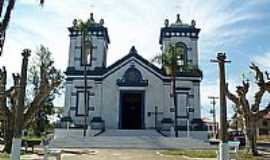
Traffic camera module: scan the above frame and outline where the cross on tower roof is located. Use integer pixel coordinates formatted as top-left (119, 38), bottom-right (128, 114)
top-left (176, 14), bottom-right (182, 24)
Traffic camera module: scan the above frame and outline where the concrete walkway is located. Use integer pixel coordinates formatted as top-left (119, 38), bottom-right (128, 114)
top-left (17, 149), bottom-right (215, 160)
top-left (62, 149), bottom-right (211, 160)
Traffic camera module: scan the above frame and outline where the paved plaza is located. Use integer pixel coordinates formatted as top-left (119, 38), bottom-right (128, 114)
top-left (61, 149), bottom-right (211, 160)
top-left (16, 149), bottom-right (215, 160)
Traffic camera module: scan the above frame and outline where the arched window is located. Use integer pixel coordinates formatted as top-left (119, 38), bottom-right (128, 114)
top-left (81, 33), bottom-right (93, 66)
top-left (123, 67), bottom-right (143, 83)
top-left (117, 66), bottom-right (148, 86)
top-left (175, 42), bottom-right (188, 67)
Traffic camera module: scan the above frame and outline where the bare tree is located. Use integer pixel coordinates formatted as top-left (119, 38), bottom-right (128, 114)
top-left (0, 0), bottom-right (45, 56)
top-left (225, 63), bottom-right (270, 155)
top-left (0, 47), bottom-right (63, 154)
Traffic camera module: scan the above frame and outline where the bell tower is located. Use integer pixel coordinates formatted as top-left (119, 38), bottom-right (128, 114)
top-left (67, 13), bottom-right (110, 71)
top-left (159, 14), bottom-right (200, 69)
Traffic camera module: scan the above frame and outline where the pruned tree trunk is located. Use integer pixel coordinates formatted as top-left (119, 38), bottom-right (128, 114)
top-left (3, 122), bottom-right (14, 153)
top-left (243, 115), bottom-right (258, 155)
top-left (0, 47), bottom-right (63, 156)
top-left (225, 63), bottom-right (270, 156)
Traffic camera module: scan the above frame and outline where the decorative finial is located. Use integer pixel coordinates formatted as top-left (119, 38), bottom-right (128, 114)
top-left (73, 19), bottom-right (78, 28)
top-left (176, 14), bottom-right (182, 24)
top-left (129, 46), bottom-right (137, 54)
top-left (90, 12), bottom-right (94, 19)
top-left (191, 20), bottom-right (196, 27)
top-left (164, 19), bottom-right (169, 27)
top-left (89, 12), bottom-right (95, 23)
top-left (100, 18), bottom-right (104, 26)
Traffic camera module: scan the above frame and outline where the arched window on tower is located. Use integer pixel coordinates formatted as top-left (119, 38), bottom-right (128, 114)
top-left (81, 32), bottom-right (93, 66)
top-left (175, 42), bottom-right (188, 68)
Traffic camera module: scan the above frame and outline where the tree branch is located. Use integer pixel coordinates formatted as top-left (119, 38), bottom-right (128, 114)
top-left (250, 63), bottom-right (265, 86)
top-left (23, 84), bottom-right (49, 128)
top-left (257, 103), bottom-right (270, 118)
top-left (264, 72), bottom-right (270, 92)
top-left (251, 88), bottom-right (265, 112)
top-left (0, 0), bottom-right (4, 17)
top-left (228, 82), bottom-right (251, 115)
top-left (265, 71), bottom-right (270, 80)
top-left (225, 83), bottom-right (239, 105)
top-left (0, 0), bottom-right (16, 33)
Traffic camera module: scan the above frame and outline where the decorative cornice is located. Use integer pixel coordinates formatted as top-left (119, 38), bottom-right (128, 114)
top-left (159, 27), bottom-right (200, 44)
top-left (159, 14), bottom-right (200, 44)
top-left (65, 46), bottom-right (203, 81)
top-left (68, 26), bottom-right (110, 44)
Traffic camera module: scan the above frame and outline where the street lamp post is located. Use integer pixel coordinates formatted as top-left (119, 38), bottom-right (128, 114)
top-left (83, 55), bottom-right (87, 137)
top-left (211, 53), bottom-right (230, 160)
top-left (82, 30), bottom-right (87, 137)
top-left (173, 49), bottom-right (185, 137)
top-left (82, 29), bottom-right (93, 137)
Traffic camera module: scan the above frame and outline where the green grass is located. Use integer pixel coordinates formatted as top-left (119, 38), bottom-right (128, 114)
top-left (22, 135), bottom-right (44, 141)
top-left (160, 149), bottom-right (217, 158)
top-left (237, 151), bottom-right (268, 160)
top-left (161, 149), bottom-right (269, 160)
top-left (257, 135), bottom-right (270, 142)
top-left (0, 153), bottom-right (9, 160)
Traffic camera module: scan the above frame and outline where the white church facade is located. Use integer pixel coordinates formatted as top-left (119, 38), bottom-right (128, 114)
top-left (63, 13), bottom-right (203, 130)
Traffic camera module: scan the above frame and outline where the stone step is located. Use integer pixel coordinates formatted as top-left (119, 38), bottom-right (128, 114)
top-left (49, 136), bottom-right (214, 150)
top-left (100, 129), bottom-right (162, 137)
top-left (54, 128), bottom-right (101, 138)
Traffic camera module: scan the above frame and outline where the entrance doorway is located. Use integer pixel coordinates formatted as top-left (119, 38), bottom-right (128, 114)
top-left (120, 92), bottom-right (144, 129)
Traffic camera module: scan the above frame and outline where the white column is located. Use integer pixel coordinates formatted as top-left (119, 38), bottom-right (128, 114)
top-left (192, 40), bottom-right (198, 67)
top-left (193, 82), bottom-right (201, 118)
top-left (64, 82), bottom-right (72, 116)
top-left (163, 83), bottom-right (172, 117)
top-left (68, 37), bottom-right (76, 67)
top-left (94, 82), bottom-right (102, 117)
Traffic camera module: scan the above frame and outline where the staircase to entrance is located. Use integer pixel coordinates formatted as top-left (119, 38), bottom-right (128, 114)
top-left (100, 129), bottom-right (162, 137)
top-left (50, 128), bottom-right (214, 149)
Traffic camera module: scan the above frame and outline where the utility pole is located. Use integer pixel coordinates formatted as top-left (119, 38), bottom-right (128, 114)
top-left (11, 49), bottom-right (31, 160)
top-left (208, 96), bottom-right (218, 139)
top-left (211, 53), bottom-right (230, 160)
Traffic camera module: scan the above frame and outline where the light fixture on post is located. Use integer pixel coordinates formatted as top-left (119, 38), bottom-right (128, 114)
top-left (177, 57), bottom-right (184, 66)
top-left (176, 47), bottom-right (185, 72)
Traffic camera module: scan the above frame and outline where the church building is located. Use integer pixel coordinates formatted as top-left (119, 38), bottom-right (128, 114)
top-left (63, 13), bottom-right (203, 130)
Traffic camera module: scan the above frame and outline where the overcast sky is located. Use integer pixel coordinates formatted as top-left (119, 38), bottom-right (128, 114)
top-left (0, 0), bottom-right (270, 120)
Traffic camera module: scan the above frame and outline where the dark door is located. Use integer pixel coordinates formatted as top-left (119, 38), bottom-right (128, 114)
top-left (121, 93), bottom-right (142, 129)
